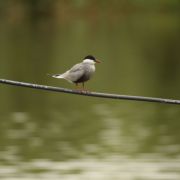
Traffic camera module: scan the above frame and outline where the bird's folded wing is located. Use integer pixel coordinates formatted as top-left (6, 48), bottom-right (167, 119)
top-left (66, 63), bottom-right (85, 82)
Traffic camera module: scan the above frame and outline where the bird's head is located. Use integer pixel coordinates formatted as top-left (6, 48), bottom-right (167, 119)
top-left (83, 55), bottom-right (101, 64)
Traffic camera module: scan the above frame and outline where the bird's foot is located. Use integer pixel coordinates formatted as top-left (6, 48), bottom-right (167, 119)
top-left (75, 88), bottom-right (90, 94)
top-left (82, 89), bottom-right (90, 94)
top-left (75, 83), bottom-right (90, 94)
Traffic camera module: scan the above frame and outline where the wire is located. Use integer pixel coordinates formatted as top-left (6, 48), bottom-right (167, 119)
top-left (0, 79), bottom-right (180, 105)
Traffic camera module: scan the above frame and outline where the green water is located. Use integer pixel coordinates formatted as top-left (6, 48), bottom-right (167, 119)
top-left (0, 1), bottom-right (180, 179)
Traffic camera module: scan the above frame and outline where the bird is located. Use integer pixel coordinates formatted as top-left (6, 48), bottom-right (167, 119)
top-left (48, 55), bottom-right (101, 91)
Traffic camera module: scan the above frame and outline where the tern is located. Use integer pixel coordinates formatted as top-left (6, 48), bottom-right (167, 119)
top-left (49, 55), bottom-right (101, 90)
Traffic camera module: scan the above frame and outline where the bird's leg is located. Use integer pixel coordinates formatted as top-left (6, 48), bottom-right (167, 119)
top-left (75, 83), bottom-right (80, 90)
top-left (75, 83), bottom-right (83, 92)
top-left (75, 82), bottom-right (89, 93)
top-left (82, 82), bottom-right (87, 92)
top-left (82, 82), bottom-right (89, 93)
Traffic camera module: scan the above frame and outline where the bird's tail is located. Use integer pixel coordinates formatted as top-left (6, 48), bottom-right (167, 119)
top-left (47, 73), bottom-right (63, 79)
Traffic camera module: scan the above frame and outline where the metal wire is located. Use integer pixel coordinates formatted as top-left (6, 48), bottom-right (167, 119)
top-left (0, 79), bottom-right (180, 105)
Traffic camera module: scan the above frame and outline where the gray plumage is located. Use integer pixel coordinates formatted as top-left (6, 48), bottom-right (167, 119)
top-left (50, 55), bottom-right (100, 86)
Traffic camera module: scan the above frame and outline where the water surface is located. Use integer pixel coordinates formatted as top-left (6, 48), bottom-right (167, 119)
top-left (0, 1), bottom-right (180, 179)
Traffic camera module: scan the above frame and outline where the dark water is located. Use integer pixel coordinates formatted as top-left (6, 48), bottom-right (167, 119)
top-left (0, 1), bottom-right (180, 179)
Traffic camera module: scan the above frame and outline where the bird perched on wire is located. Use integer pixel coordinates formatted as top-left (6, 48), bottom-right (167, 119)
top-left (48, 55), bottom-right (101, 91)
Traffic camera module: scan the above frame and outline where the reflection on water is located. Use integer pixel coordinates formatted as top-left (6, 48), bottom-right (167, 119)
top-left (0, 104), bottom-right (180, 179)
top-left (1, 156), bottom-right (180, 179)
top-left (0, 0), bottom-right (180, 179)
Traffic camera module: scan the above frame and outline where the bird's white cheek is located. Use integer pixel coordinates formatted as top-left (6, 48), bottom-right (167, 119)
top-left (83, 59), bottom-right (95, 64)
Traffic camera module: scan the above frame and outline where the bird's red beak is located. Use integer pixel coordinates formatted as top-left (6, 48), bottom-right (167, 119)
top-left (95, 59), bottom-right (101, 63)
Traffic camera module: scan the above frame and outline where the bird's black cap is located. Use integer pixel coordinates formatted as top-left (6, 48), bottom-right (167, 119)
top-left (84, 55), bottom-right (96, 61)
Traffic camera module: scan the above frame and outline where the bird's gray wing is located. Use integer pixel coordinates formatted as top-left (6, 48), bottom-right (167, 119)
top-left (64, 63), bottom-right (85, 82)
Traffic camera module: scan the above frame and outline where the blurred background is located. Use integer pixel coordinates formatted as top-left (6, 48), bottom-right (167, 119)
top-left (0, 0), bottom-right (180, 179)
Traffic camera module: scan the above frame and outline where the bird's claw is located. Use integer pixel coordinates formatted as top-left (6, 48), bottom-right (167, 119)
top-left (75, 89), bottom-right (90, 94)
